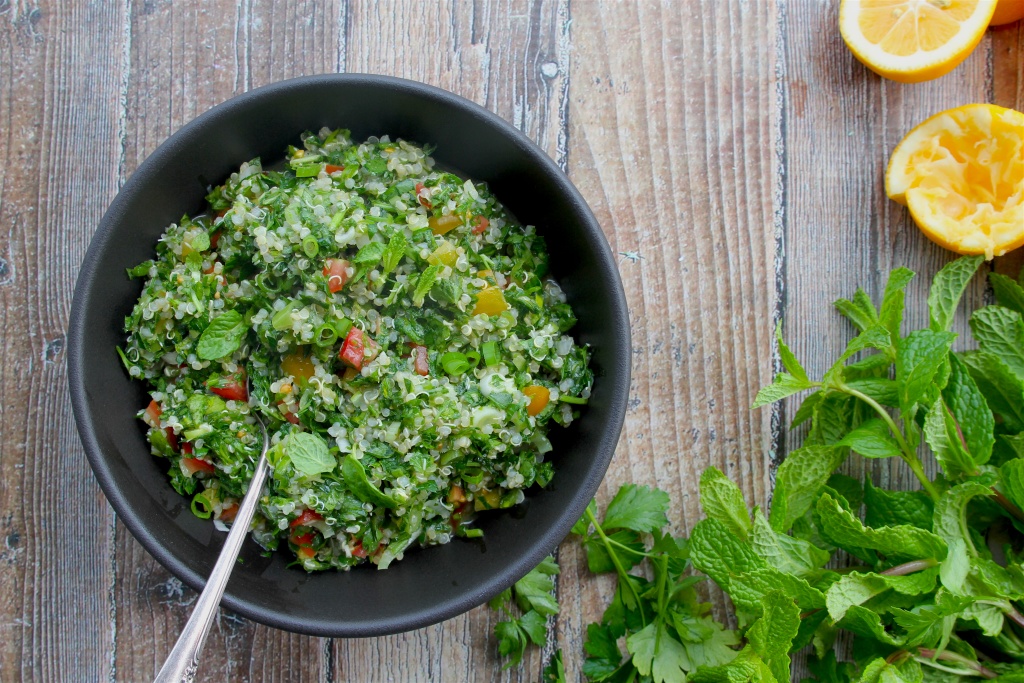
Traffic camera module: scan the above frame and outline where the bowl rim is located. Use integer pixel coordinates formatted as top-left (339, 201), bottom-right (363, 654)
top-left (68, 72), bottom-right (630, 636)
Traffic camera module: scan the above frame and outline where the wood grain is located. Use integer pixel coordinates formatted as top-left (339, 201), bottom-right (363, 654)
top-left (0, 0), bottom-right (1022, 680)
top-left (0, 2), bottom-right (127, 680)
top-left (564, 0), bottom-right (781, 655)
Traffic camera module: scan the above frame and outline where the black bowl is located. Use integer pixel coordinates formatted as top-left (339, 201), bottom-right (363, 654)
top-left (68, 74), bottom-right (630, 637)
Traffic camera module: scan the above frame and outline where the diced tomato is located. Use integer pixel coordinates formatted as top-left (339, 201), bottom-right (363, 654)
top-left (290, 509), bottom-right (324, 528)
top-left (165, 427), bottom-right (179, 452)
top-left (472, 215), bottom-right (489, 234)
top-left (415, 182), bottom-right (431, 208)
top-left (182, 442), bottom-right (194, 456)
top-left (339, 327), bottom-right (378, 370)
top-left (324, 164), bottom-right (345, 174)
top-left (296, 546), bottom-right (316, 561)
top-left (182, 457), bottom-right (215, 476)
top-left (214, 208), bottom-right (228, 219)
top-left (412, 345), bottom-right (429, 376)
top-left (209, 230), bottom-right (222, 249)
top-left (350, 539), bottom-right (367, 558)
top-left (202, 261), bottom-right (218, 275)
top-left (323, 258), bottom-right (350, 293)
top-left (145, 400), bottom-right (162, 424)
top-left (290, 531), bottom-right (315, 546)
top-left (282, 406), bottom-right (301, 425)
top-left (208, 374), bottom-right (248, 402)
top-left (220, 503), bottom-right (239, 522)
top-left (448, 485), bottom-right (467, 505)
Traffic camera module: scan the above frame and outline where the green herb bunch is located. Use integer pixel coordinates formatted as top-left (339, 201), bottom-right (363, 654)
top-left (492, 256), bottom-right (1024, 681)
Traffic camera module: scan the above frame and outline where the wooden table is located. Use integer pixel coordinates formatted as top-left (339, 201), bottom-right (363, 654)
top-left (1, 1), bottom-right (1021, 680)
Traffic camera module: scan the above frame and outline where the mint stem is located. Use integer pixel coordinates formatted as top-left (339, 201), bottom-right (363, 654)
top-left (841, 385), bottom-right (940, 501)
top-left (916, 648), bottom-right (997, 679)
top-left (880, 558), bottom-right (937, 576)
top-left (991, 488), bottom-right (1024, 525)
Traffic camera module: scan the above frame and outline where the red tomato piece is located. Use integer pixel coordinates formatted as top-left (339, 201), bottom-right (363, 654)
top-left (209, 230), bottom-right (222, 249)
top-left (290, 509), bottom-right (324, 528)
top-left (220, 503), bottom-right (239, 522)
top-left (324, 164), bottom-right (345, 174)
top-left (472, 215), bottom-right (489, 234)
top-left (339, 327), bottom-right (378, 370)
top-left (182, 457), bottom-right (215, 476)
top-left (412, 344), bottom-right (429, 376)
top-left (415, 182), bottom-right (431, 208)
top-left (351, 539), bottom-right (367, 558)
top-left (296, 546), bottom-right (316, 560)
top-left (165, 427), bottom-right (179, 452)
top-left (290, 531), bottom-right (315, 546)
top-left (145, 399), bottom-right (162, 424)
top-left (182, 442), bottom-right (194, 456)
top-left (323, 258), bottom-right (350, 293)
top-left (208, 375), bottom-right (248, 402)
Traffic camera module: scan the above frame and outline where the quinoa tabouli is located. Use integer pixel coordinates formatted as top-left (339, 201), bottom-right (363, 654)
top-left (119, 129), bottom-right (593, 570)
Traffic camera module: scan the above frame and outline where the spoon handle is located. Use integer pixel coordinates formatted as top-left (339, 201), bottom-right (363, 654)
top-left (154, 423), bottom-right (270, 683)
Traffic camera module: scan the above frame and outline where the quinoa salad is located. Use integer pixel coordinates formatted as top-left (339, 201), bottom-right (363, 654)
top-left (119, 129), bottom-right (593, 571)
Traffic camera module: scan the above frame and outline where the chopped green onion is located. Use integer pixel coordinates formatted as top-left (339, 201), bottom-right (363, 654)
top-left (289, 154), bottom-right (321, 167)
top-left (330, 211), bottom-right (345, 229)
top-left (461, 469), bottom-right (484, 485)
top-left (440, 352), bottom-right (471, 375)
top-left (271, 302), bottom-right (299, 331)
top-left (302, 236), bottom-right (320, 258)
top-left (481, 341), bottom-right (499, 366)
top-left (314, 324), bottom-right (340, 347)
top-left (295, 164), bottom-right (322, 178)
top-left (331, 317), bottom-right (353, 339)
top-left (559, 396), bottom-right (588, 405)
top-left (191, 492), bottom-right (213, 519)
top-left (456, 526), bottom-right (483, 538)
top-left (254, 272), bottom-right (283, 293)
top-left (464, 350), bottom-right (481, 368)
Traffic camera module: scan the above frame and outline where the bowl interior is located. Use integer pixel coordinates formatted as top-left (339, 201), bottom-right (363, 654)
top-left (69, 74), bottom-right (629, 636)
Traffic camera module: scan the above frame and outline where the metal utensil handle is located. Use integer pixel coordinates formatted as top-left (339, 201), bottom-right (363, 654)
top-left (154, 420), bottom-right (270, 683)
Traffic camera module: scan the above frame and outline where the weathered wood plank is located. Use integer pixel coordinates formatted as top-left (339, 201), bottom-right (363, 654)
top-left (991, 22), bottom-right (1024, 281)
top-left (336, 1), bottom-right (569, 681)
top-left (0, 1), bottom-right (129, 680)
top-left (112, 1), bottom-right (341, 681)
top-left (563, 1), bottom-right (780, 675)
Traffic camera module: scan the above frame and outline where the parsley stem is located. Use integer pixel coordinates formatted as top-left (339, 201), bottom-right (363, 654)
top-left (585, 507), bottom-right (647, 627)
top-left (840, 385), bottom-right (940, 502)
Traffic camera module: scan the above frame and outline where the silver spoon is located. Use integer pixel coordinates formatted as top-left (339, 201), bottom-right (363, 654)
top-left (154, 408), bottom-right (270, 683)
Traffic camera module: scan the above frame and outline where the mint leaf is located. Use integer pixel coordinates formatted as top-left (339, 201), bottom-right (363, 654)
top-left (689, 648), bottom-right (773, 683)
top-left (627, 620), bottom-right (689, 683)
top-left (341, 454), bottom-right (398, 508)
top-left (864, 478), bottom-right (933, 530)
top-left (196, 309), bottom-right (246, 360)
top-left (942, 353), bottom-right (995, 467)
top-left (970, 305), bottom-right (1024, 379)
top-left (816, 493), bottom-right (947, 562)
top-left (825, 568), bottom-right (938, 621)
top-left (775, 322), bottom-right (808, 382)
top-left (727, 566), bottom-right (826, 611)
top-left (379, 231), bottom-right (408, 277)
top-left (844, 378), bottom-right (898, 408)
top-left (807, 394), bottom-right (855, 446)
top-left (769, 445), bottom-right (847, 532)
top-left (959, 350), bottom-right (1024, 430)
top-left (834, 288), bottom-right (879, 333)
top-left (1000, 459), bottom-right (1024, 512)
top-left (932, 480), bottom-right (992, 555)
top-left (352, 240), bottom-right (386, 266)
top-left (892, 591), bottom-right (973, 650)
top-left (412, 264), bottom-right (442, 307)
top-left (746, 591), bottom-right (800, 683)
top-left (751, 372), bottom-right (815, 409)
top-left (699, 467), bottom-right (751, 540)
top-left (689, 518), bottom-right (763, 592)
top-left (603, 484), bottom-right (670, 533)
top-left (838, 418), bottom-right (902, 459)
top-left (823, 325), bottom-right (892, 386)
top-left (991, 272), bottom-right (1024, 316)
top-left (928, 255), bottom-right (984, 332)
top-left (751, 509), bottom-right (830, 579)
top-left (879, 267), bottom-right (915, 345)
top-left (837, 605), bottom-right (903, 647)
top-left (895, 329), bottom-right (956, 412)
top-left (791, 391), bottom-right (822, 428)
top-left (923, 398), bottom-right (978, 479)
top-left (939, 537), bottom-right (970, 593)
top-left (284, 431), bottom-right (335, 477)
top-left (668, 612), bottom-right (739, 670)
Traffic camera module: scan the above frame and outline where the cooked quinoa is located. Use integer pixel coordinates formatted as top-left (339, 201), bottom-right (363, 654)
top-left (119, 129), bottom-right (593, 570)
